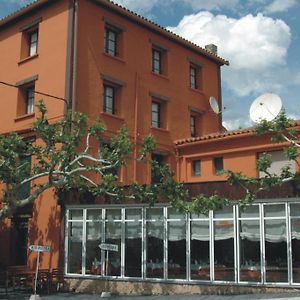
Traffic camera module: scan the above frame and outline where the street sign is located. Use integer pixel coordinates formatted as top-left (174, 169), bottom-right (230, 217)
top-left (99, 243), bottom-right (118, 252)
top-left (29, 245), bottom-right (51, 252)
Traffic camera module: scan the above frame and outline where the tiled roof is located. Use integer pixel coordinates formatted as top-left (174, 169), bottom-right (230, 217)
top-left (0, 0), bottom-right (44, 24)
top-left (0, 0), bottom-right (229, 66)
top-left (175, 120), bottom-right (300, 146)
top-left (100, 0), bottom-right (229, 65)
top-left (175, 127), bottom-right (255, 146)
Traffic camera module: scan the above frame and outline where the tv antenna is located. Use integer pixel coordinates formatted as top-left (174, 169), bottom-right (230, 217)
top-left (209, 96), bottom-right (220, 114)
top-left (249, 93), bottom-right (282, 123)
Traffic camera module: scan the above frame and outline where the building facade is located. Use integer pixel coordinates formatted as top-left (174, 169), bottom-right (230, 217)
top-left (0, 0), bottom-right (299, 293)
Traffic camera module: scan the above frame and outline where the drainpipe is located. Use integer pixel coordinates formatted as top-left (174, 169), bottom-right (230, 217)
top-left (133, 72), bottom-right (139, 182)
top-left (71, 0), bottom-right (78, 113)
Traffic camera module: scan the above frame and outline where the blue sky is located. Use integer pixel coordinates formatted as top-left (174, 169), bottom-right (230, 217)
top-left (1, 0), bottom-right (299, 130)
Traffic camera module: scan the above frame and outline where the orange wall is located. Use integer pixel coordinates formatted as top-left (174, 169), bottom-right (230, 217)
top-left (0, 1), bottom-right (70, 269)
top-left (178, 133), bottom-right (290, 183)
top-left (74, 0), bottom-right (224, 184)
top-left (0, 1), bottom-right (69, 135)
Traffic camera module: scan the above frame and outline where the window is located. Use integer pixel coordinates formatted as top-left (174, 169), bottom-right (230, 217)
top-left (151, 102), bottom-right (160, 128)
top-left (152, 49), bottom-right (161, 74)
top-left (190, 115), bottom-right (197, 137)
top-left (20, 18), bottom-right (41, 60)
top-left (213, 157), bottom-right (223, 174)
top-left (187, 58), bottom-right (202, 90)
top-left (25, 87), bottom-right (35, 114)
top-left (258, 150), bottom-right (296, 178)
top-left (190, 66), bottom-right (198, 89)
top-left (17, 83), bottom-right (36, 116)
top-left (28, 30), bottom-right (38, 56)
top-left (151, 153), bottom-right (166, 183)
top-left (104, 27), bottom-right (118, 56)
top-left (103, 85), bottom-right (115, 114)
top-left (192, 160), bottom-right (201, 176)
top-left (18, 155), bottom-right (31, 199)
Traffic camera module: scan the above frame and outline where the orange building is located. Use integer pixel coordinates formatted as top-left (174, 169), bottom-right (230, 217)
top-left (0, 0), bottom-right (300, 294)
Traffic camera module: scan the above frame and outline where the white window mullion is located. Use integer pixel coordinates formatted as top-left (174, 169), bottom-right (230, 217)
top-left (260, 204), bottom-right (265, 284)
top-left (142, 207), bottom-right (146, 279)
top-left (286, 203), bottom-right (292, 284)
top-left (164, 207), bottom-right (168, 280)
top-left (121, 208), bottom-right (125, 278)
top-left (186, 213), bottom-right (190, 281)
top-left (209, 210), bottom-right (214, 282)
top-left (65, 209), bottom-right (70, 274)
top-left (82, 209), bottom-right (87, 275)
top-left (236, 205), bottom-right (240, 283)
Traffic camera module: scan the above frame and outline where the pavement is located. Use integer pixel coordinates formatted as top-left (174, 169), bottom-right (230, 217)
top-left (2, 291), bottom-right (300, 300)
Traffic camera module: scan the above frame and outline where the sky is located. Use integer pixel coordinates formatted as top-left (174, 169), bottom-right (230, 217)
top-left (1, 0), bottom-right (299, 130)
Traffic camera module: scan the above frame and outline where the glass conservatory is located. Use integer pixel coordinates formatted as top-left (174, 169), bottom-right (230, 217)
top-left (65, 200), bottom-right (300, 286)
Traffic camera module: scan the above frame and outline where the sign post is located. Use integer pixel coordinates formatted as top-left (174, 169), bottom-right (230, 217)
top-left (98, 243), bottom-right (118, 298)
top-left (28, 245), bottom-right (51, 300)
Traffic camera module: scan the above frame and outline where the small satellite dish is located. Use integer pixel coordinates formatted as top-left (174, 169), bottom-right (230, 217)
top-left (249, 93), bottom-right (282, 123)
top-left (209, 96), bottom-right (220, 114)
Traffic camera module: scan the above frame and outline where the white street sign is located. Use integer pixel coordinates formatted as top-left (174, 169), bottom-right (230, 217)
top-left (29, 245), bottom-right (51, 252)
top-left (99, 243), bottom-right (118, 252)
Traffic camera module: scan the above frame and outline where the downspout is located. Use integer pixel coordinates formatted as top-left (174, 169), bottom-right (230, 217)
top-left (71, 0), bottom-right (78, 113)
top-left (64, 0), bottom-right (77, 112)
top-left (59, 0), bottom-right (78, 273)
top-left (133, 72), bottom-right (139, 182)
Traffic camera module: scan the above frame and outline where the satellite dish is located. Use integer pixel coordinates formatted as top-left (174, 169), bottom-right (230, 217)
top-left (249, 93), bottom-right (282, 123)
top-left (209, 96), bottom-right (220, 114)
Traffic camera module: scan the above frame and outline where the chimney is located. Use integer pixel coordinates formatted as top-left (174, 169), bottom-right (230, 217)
top-left (205, 44), bottom-right (218, 55)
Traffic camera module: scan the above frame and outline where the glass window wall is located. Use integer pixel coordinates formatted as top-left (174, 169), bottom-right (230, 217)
top-left (66, 202), bottom-right (300, 287)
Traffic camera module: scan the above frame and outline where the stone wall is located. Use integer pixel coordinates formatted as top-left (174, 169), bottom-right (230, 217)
top-left (66, 278), bottom-right (299, 296)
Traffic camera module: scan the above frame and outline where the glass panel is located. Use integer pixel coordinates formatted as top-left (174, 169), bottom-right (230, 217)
top-left (68, 222), bottom-right (82, 274)
top-left (125, 222), bottom-right (142, 277)
top-left (290, 204), bottom-right (300, 217)
top-left (106, 209), bottom-right (121, 221)
top-left (239, 205), bottom-right (259, 219)
top-left (265, 219), bottom-right (288, 282)
top-left (69, 210), bottom-right (83, 220)
top-left (105, 222), bottom-right (121, 276)
top-left (125, 208), bottom-right (142, 220)
top-left (168, 220), bottom-right (186, 279)
top-left (87, 209), bottom-right (102, 221)
top-left (86, 222), bottom-right (102, 275)
top-left (239, 220), bottom-right (261, 282)
top-left (214, 220), bottom-right (234, 281)
top-left (190, 221), bottom-right (210, 280)
top-left (146, 221), bottom-right (164, 278)
top-left (191, 212), bottom-right (208, 220)
top-left (146, 207), bottom-right (163, 220)
top-left (292, 218), bottom-right (300, 283)
top-left (264, 204), bottom-right (285, 218)
top-left (214, 206), bottom-right (233, 219)
top-left (168, 207), bottom-right (185, 219)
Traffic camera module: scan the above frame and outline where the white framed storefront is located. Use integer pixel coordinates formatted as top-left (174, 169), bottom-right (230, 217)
top-left (65, 198), bottom-right (300, 287)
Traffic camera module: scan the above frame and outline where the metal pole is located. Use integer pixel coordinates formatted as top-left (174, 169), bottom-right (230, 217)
top-left (34, 251), bottom-right (40, 295)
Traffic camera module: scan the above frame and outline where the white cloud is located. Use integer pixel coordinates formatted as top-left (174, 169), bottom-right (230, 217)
top-left (182, 0), bottom-right (239, 11)
top-left (264, 0), bottom-right (297, 14)
top-left (294, 72), bottom-right (300, 85)
top-left (168, 12), bottom-right (291, 96)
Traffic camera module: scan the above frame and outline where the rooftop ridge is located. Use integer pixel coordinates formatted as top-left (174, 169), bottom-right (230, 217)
top-left (175, 120), bottom-right (300, 146)
top-left (0, 0), bottom-right (229, 65)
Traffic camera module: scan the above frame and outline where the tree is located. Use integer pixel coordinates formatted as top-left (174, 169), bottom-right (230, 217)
top-left (2, 102), bottom-right (297, 220)
top-left (0, 101), bottom-right (190, 219)
top-left (224, 112), bottom-right (300, 209)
